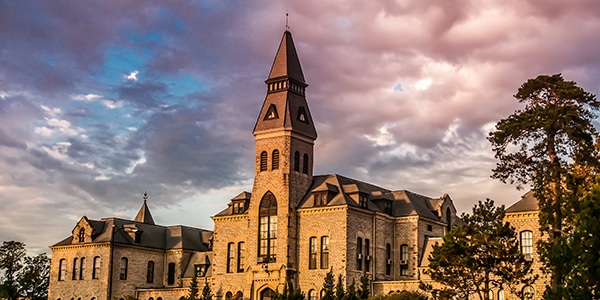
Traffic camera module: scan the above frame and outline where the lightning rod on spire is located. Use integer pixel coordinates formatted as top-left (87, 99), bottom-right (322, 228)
top-left (286, 13), bottom-right (289, 30)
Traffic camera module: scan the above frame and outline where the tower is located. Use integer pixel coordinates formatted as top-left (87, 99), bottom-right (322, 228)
top-left (250, 29), bottom-right (317, 292)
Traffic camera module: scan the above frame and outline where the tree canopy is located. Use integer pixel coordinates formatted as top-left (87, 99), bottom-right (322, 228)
top-left (426, 199), bottom-right (535, 300)
top-left (488, 74), bottom-right (600, 294)
top-left (0, 241), bottom-right (49, 300)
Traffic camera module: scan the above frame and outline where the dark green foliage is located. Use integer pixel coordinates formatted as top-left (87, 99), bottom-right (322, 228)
top-left (18, 253), bottom-right (50, 300)
top-left (0, 241), bottom-right (27, 300)
top-left (346, 279), bottom-right (358, 300)
top-left (357, 272), bottom-right (370, 300)
top-left (369, 291), bottom-right (428, 300)
top-left (426, 199), bottom-right (535, 300)
top-left (182, 275), bottom-right (200, 300)
top-left (335, 274), bottom-right (346, 300)
top-left (201, 278), bottom-right (212, 300)
top-left (273, 283), bottom-right (305, 300)
top-left (321, 268), bottom-right (335, 300)
top-left (488, 74), bottom-right (600, 293)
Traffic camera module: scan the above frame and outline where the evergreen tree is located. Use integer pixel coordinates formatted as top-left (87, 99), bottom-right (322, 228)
top-left (201, 279), bottom-right (212, 300)
top-left (17, 253), bottom-right (50, 300)
top-left (346, 279), bottom-right (358, 300)
top-left (426, 199), bottom-right (535, 300)
top-left (321, 268), bottom-right (335, 300)
top-left (488, 74), bottom-right (600, 296)
top-left (357, 272), bottom-right (369, 300)
top-left (184, 275), bottom-right (200, 300)
top-left (335, 274), bottom-right (345, 300)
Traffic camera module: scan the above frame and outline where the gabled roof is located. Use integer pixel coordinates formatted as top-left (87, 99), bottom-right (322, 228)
top-left (134, 196), bottom-right (155, 225)
top-left (506, 191), bottom-right (539, 213)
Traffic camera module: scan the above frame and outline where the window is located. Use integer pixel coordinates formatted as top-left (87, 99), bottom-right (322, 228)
top-left (260, 288), bottom-right (274, 300)
top-left (385, 243), bottom-right (392, 275)
top-left (489, 290), bottom-right (494, 300)
top-left (195, 264), bottom-right (207, 277)
top-left (272, 150), bottom-right (279, 170)
top-left (302, 154), bottom-right (309, 174)
top-left (427, 224), bottom-right (433, 231)
top-left (365, 239), bottom-right (371, 272)
top-left (258, 192), bottom-right (277, 262)
top-left (78, 228), bottom-right (85, 243)
top-left (72, 258), bottom-right (78, 280)
top-left (520, 231), bottom-right (534, 257)
top-left (297, 107), bottom-right (308, 123)
top-left (400, 244), bottom-right (409, 276)
top-left (356, 237), bottom-right (363, 270)
top-left (522, 286), bottom-right (535, 299)
top-left (314, 192), bottom-right (327, 206)
top-left (233, 202), bottom-right (244, 214)
top-left (167, 262), bottom-right (175, 285)
top-left (260, 151), bottom-right (267, 172)
top-left (237, 242), bottom-right (245, 272)
top-left (320, 236), bottom-right (329, 269)
top-left (79, 257), bottom-right (85, 280)
top-left (383, 201), bottom-right (392, 214)
top-left (92, 256), bottom-right (100, 279)
top-left (498, 289), bottom-right (504, 300)
top-left (446, 207), bottom-right (452, 232)
top-left (293, 151), bottom-right (300, 172)
top-left (119, 258), bottom-right (128, 280)
top-left (235, 292), bottom-right (243, 300)
top-left (359, 194), bottom-right (368, 208)
top-left (309, 237), bottom-right (317, 269)
top-left (227, 242), bottom-right (235, 273)
top-left (264, 104), bottom-right (278, 120)
top-left (58, 259), bottom-right (66, 281)
top-left (225, 292), bottom-right (233, 300)
top-left (308, 290), bottom-right (316, 300)
top-left (147, 261), bottom-right (154, 283)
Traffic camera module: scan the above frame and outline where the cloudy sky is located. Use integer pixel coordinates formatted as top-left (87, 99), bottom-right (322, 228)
top-left (1, 0), bottom-right (599, 254)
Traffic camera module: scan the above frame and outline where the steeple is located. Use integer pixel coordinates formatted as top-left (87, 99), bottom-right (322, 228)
top-left (253, 30), bottom-right (317, 140)
top-left (134, 192), bottom-right (155, 225)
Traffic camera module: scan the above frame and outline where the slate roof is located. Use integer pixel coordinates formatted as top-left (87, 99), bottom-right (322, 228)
top-left (506, 191), bottom-right (539, 213)
top-left (133, 198), bottom-right (155, 225)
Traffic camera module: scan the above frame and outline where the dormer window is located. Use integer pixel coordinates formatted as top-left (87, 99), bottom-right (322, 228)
top-left (297, 107), bottom-right (308, 124)
top-left (314, 192), bottom-right (328, 206)
top-left (359, 194), bottom-right (368, 208)
top-left (264, 104), bottom-right (279, 120)
top-left (232, 201), bottom-right (246, 214)
top-left (383, 201), bottom-right (392, 214)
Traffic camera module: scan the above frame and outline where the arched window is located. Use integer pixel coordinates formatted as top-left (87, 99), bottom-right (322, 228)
top-left (167, 262), bottom-right (175, 285)
top-left (365, 239), bottom-right (371, 272)
top-left (498, 289), bottom-right (504, 300)
top-left (260, 151), bottom-right (268, 172)
top-left (271, 150), bottom-right (279, 170)
top-left (58, 259), bottom-right (66, 281)
top-left (302, 154), bottom-right (309, 174)
top-left (260, 289), bottom-right (274, 300)
top-left (356, 237), bottom-right (363, 271)
top-left (293, 151), bottom-right (300, 172)
top-left (235, 291), bottom-right (243, 300)
top-left (147, 261), bottom-right (154, 283)
top-left (385, 243), bottom-right (392, 275)
top-left (149, 298), bottom-right (154, 300)
top-left (258, 192), bottom-right (277, 262)
top-left (72, 258), bottom-right (78, 280)
top-left (308, 290), bottom-right (316, 300)
top-left (237, 242), bottom-right (245, 272)
top-left (92, 256), bottom-right (100, 279)
top-left (225, 292), bottom-right (233, 300)
top-left (320, 236), bottom-right (329, 269)
top-left (309, 237), bottom-right (317, 269)
top-left (446, 207), bottom-right (452, 232)
top-left (520, 231), bottom-right (534, 257)
top-left (157, 297), bottom-right (162, 300)
top-left (119, 257), bottom-right (128, 280)
top-left (78, 228), bottom-right (85, 243)
top-left (488, 290), bottom-right (494, 300)
top-left (400, 244), bottom-right (409, 276)
top-left (79, 257), bottom-right (85, 280)
top-left (227, 243), bottom-right (235, 273)
top-left (522, 285), bottom-right (535, 299)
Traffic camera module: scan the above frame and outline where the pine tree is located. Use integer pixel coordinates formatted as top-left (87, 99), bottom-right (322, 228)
top-left (335, 274), bottom-right (345, 300)
top-left (321, 268), bottom-right (335, 300)
top-left (201, 278), bottom-right (212, 300)
top-left (357, 272), bottom-right (369, 300)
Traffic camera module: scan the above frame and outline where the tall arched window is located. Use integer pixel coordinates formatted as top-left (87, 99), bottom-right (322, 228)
top-left (302, 154), bottom-right (309, 174)
top-left (92, 256), bottom-right (100, 279)
top-left (167, 262), bottom-right (175, 285)
top-left (147, 261), bottom-right (154, 283)
top-left (258, 192), bottom-right (277, 262)
top-left (309, 237), bottom-right (317, 269)
top-left (119, 257), bottom-right (128, 280)
top-left (58, 259), bottom-right (66, 281)
top-left (293, 151), bottom-right (300, 172)
top-left (320, 236), bottom-right (329, 269)
top-left (446, 207), bottom-right (452, 232)
top-left (308, 290), bottom-right (316, 300)
top-left (227, 243), bottom-right (235, 273)
top-left (260, 151), bottom-right (268, 172)
top-left (260, 289), bottom-right (274, 300)
top-left (79, 257), bottom-right (85, 280)
top-left (72, 258), bottom-right (78, 280)
top-left (400, 244), bottom-right (409, 276)
top-left (78, 228), bottom-right (85, 243)
top-left (271, 150), bottom-right (279, 170)
top-left (237, 242), bottom-right (245, 272)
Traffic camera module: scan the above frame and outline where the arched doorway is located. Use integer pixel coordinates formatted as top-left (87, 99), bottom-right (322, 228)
top-left (260, 288), bottom-right (275, 300)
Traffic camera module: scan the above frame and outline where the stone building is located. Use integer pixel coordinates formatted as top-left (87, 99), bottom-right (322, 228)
top-left (47, 30), bottom-right (546, 300)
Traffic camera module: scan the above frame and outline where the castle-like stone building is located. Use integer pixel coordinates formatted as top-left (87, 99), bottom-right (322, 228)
top-left (48, 30), bottom-right (543, 300)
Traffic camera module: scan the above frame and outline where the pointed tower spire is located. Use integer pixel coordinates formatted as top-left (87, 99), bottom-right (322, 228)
top-left (134, 192), bottom-right (155, 225)
top-left (254, 30), bottom-right (317, 139)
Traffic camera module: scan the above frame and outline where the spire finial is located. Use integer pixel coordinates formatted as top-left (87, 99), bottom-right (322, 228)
top-left (286, 13), bottom-right (289, 30)
top-left (143, 191), bottom-right (148, 203)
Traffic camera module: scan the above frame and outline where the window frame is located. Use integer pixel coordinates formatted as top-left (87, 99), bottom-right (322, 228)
top-left (520, 230), bottom-right (534, 256)
top-left (260, 151), bottom-right (268, 172)
top-left (119, 257), bottom-right (128, 280)
top-left (309, 237), bottom-right (317, 270)
top-left (79, 257), bottom-right (85, 280)
top-left (58, 259), bottom-right (66, 281)
top-left (320, 236), bottom-right (329, 269)
top-left (258, 192), bottom-right (277, 263)
top-left (271, 150), bottom-right (279, 170)
top-left (237, 242), bottom-right (245, 273)
top-left (167, 262), bottom-right (175, 285)
top-left (400, 244), bottom-right (409, 276)
top-left (227, 242), bottom-right (235, 273)
top-left (147, 261), bottom-right (154, 283)
top-left (356, 237), bottom-right (363, 271)
top-left (92, 256), bottom-right (100, 279)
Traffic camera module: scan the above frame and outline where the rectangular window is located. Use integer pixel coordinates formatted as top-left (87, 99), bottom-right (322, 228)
top-left (385, 243), bottom-right (392, 275)
top-left (365, 239), bottom-right (371, 272)
top-left (72, 258), bottom-right (78, 280)
top-left (147, 261), bottom-right (154, 283)
top-left (79, 257), bottom-right (85, 280)
top-left (314, 192), bottom-right (327, 206)
top-left (237, 242), bottom-right (245, 272)
top-left (167, 262), bottom-right (175, 285)
top-left (227, 243), bottom-right (235, 273)
top-left (400, 244), bottom-right (408, 276)
top-left (520, 231), bottom-right (534, 256)
top-left (309, 237), bottom-right (317, 269)
top-left (320, 236), bottom-right (329, 269)
top-left (356, 237), bottom-right (363, 271)
top-left (92, 256), bottom-right (100, 279)
top-left (119, 257), bottom-right (128, 280)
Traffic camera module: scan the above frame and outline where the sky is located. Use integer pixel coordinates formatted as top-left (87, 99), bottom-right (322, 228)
top-left (1, 0), bottom-right (600, 255)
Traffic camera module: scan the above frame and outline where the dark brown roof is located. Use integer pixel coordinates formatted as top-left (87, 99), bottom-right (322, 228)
top-left (268, 31), bottom-right (305, 83)
top-left (506, 191), bottom-right (539, 213)
top-left (134, 199), bottom-right (155, 225)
